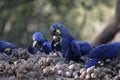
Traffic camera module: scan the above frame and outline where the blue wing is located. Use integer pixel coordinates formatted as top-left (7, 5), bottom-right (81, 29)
top-left (60, 40), bottom-right (81, 62)
top-left (78, 42), bottom-right (92, 55)
top-left (71, 40), bottom-right (81, 57)
top-left (70, 40), bottom-right (85, 63)
top-left (42, 42), bottom-right (52, 54)
top-left (85, 44), bottom-right (119, 69)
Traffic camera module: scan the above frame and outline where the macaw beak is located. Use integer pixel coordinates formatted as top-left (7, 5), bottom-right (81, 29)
top-left (4, 48), bottom-right (13, 55)
top-left (32, 41), bottom-right (37, 48)
top-left (50, 27), bottom-right (61, 36)
top-left (56, 29), bottom-right (61, 35)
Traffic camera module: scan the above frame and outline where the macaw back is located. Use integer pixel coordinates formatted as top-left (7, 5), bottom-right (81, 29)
top-left (88, 44), bottom-right (119, 59)
top-left (111, 42), bottom-right (120, 50)
top-left (85, 44), bottom-right (119, 69)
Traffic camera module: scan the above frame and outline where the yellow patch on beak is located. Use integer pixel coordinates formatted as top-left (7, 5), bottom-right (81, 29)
top-left (56, 29), bottom-right (61, 35)
top-left (4, 48), bottom-right (11, 52)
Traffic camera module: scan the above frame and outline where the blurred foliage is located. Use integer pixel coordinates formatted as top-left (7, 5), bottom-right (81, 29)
top-left (0, 0), bottom-right (115, 48)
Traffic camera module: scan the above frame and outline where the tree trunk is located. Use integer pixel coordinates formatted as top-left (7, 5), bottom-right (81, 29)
top-left (92, 0), bottom-right (120, 47)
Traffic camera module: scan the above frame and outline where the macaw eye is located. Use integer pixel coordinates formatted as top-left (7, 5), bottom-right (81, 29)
top-left (7, 44), bottom-right (10, 47)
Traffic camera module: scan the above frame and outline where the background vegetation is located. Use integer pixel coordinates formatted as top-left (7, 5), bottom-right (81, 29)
top-left (0, 0), bottom-right (116, 48)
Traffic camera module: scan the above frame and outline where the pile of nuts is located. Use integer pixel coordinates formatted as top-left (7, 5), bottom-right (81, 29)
top-left (0, 48), bottom-right (119, 80)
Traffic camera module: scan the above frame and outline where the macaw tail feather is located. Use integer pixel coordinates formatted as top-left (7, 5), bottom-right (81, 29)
top-left (85, 58), bottom-right (103, 69)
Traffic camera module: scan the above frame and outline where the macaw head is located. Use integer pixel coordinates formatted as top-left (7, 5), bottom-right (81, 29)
top-left (2, 41), bottom-right (17, 55)
top-left (32, 32), bottom-right (44, 48)
top-left (50, 23), bottom-right (70, 37)
top-left (5, 42), bottom-right (16, 49)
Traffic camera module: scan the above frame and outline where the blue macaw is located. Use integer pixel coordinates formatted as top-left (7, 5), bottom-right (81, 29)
top-left (0, 40), bottom-right (16, 55)
top-left (85, 42), bottom-right (120, 69)
top-left (50, 23), bottom-right (92, 63)
top-left (28, 32), bottom-right (52, 54)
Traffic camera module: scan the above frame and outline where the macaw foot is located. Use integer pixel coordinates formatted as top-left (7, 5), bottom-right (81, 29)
top-left (62, 58), bottom-right (70, 64)
top-left (79, 58), bottom-right (85, 64)
top-left (73, 59), bottom-right (85, 64)
top-left (64, 60), bottom-right (70, 64)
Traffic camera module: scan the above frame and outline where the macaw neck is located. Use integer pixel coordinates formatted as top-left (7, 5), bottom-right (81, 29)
top-left (61, 29), bottom-right (74, 39)
top-left (60, 32), bottom-right (75, 46)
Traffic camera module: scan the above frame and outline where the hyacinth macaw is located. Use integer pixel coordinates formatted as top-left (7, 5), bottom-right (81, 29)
top-left (0, 40), bottom-right (16, 55)
top-left (27, 32), bottom-right (52, 54)
top-left (51, 36), bottom-right (61, 52)
top-left (50, 23), bottom-right (92, 63)
top-left (85, 42), bottom-right (120, 69)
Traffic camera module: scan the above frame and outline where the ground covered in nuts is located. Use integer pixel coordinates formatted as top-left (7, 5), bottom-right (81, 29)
top-left (0, 48), bottom-right (120, 80)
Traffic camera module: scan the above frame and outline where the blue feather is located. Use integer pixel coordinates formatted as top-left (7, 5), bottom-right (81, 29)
top-left (85, 58), bottom-right (103, 69)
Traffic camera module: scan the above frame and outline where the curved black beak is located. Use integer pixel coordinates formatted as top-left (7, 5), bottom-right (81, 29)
top-left (50, 27), bottom-right (61, 36)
